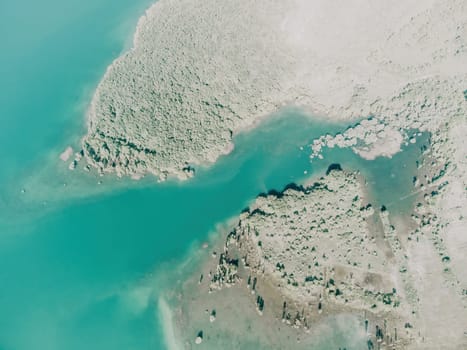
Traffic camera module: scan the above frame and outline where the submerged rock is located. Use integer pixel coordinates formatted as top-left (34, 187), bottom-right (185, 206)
top-left (326, 163), bottom-right (342, 175)
top-left (195, 331), bottom-right (203, 344)
top-left (209, 310), bottom-right (216, 322)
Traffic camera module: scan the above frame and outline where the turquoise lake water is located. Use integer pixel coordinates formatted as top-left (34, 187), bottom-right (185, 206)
top-left (0, 1), bottom-right (428, 349)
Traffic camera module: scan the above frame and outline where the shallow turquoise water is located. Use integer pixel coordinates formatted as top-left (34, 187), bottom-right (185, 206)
top-left (0, 0), bottom-right (152, 185)
top-left (0, 1), bottom-right (428, 349)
